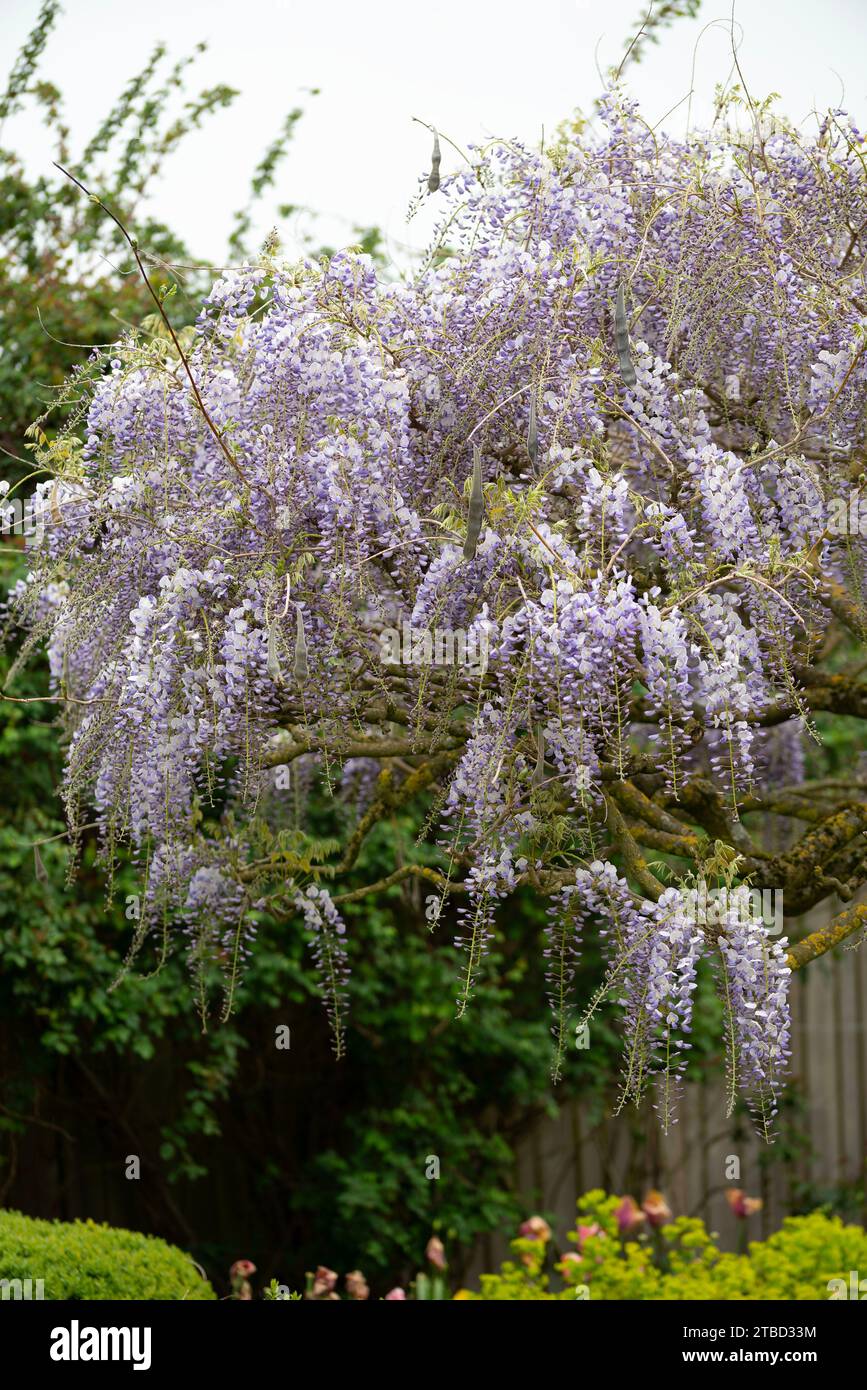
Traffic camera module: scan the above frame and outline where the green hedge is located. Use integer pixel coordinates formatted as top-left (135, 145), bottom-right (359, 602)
top-left (0, 1209), bottom-right (216, 1300)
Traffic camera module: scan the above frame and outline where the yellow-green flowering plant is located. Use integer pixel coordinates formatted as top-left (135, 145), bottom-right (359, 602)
top-left (455, 1191), bottom-right (867, 1301)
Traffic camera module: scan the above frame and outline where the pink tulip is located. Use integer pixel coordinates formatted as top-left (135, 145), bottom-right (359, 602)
top-left (725, 1188), bottom-right (763, 1218)
top-left (518, 1215), bottom-right (552, 1242)
top-left (345, 1269), bottom-right (370, 1300)
top-left (229, 1258), bottom-right (256, 1300)
top-left (311, 1265), bottom-right (338, 1297)
top-left (425, 1235), bottom-right (446, 1270)
top-left (575, 1222), bottom-right (602, 1251)
top-left (385, 1287), bottom-right (407, 1300)
top-left (641, 1190), bottom-right (673, 1228)
top-left (615, 1195), bottom-right (646, 1236)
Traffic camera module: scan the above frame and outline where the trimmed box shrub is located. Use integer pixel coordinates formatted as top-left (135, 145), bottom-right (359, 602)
top-left (0, 1209), bottom-right (215, 1300)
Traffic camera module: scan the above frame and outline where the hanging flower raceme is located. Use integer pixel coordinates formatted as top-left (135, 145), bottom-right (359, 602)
top-left (715, 891), bottom-right (792, 1141)
top-left (544, 880), bottom-right (584, 1084)
top-left (294, 885), bottom-right (350, 1059)
top-left (570, 865), bottom-right (790, 1136)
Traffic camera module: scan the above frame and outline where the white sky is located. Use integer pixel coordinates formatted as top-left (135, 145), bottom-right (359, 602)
top-left (1, 0), bottom-right (866, 269)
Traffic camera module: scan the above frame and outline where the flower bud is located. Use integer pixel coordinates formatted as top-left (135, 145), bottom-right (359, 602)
top-left (428, 128), bottom-right (442, 193)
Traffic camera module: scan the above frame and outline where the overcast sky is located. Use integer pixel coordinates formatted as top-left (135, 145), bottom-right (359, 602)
top-left (2, 0), bottom-right (866, 269)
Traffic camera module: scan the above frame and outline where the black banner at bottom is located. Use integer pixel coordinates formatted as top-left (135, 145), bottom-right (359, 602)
top-left (0, 1297), bottom-right (861, 1375)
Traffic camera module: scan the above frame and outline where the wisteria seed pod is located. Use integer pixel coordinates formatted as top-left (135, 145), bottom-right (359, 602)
top-left (463, 444), bottom-right (484, 561)
top-left (293, 605), bottom-right (308, 683)
top-left (614, 282), bottom-right (636, 387)
top-left (527, 391), bottom-right (538, 463)
top-left (50, 479), bottom-right (64, 527)
top-left (428, 128), bottom-right (441, 193)
top-left (267, 620), bottom-right (284, 687)
top-left (532, 726), bottom-right (546, 786)
top-left (33, 843), bottom-right (48, 883)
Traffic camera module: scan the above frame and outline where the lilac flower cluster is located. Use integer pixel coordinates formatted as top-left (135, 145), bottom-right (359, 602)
top-left (294, 886), bottom-right (350, 1059)
top-left (567, 865), bottom-right (788, 1135)
top-left (544, 880), bottom-right (584, 1084)
top-left (717, 890), bottom-right (792, 1140)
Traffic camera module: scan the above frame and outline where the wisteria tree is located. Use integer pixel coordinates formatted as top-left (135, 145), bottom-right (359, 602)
top-left (6, 86), bottom-right (867, 1142)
